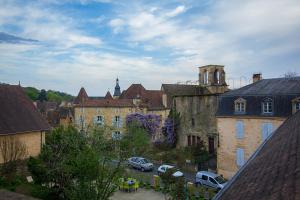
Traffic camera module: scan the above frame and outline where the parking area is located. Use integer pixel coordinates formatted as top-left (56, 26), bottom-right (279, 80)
top-left (110, 189), bottom-right (165, 200)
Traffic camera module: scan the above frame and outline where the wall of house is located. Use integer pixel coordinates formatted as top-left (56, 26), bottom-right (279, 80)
top-left (74, 106), bottom-right (170, 139)
top-left (174, 95), bottom-right (219, 150)
top-left (217, 117), bottom-right (285, 179)
top-left (0, 131), bottom-right (45, 163)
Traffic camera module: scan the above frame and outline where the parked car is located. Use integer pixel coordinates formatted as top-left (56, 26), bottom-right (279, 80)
top-left (195, 171), bottom-right (227, 190)
top-left (157, 164), bottom-right (184, 177)
top-left (128, 157), bottom-right (154, 171)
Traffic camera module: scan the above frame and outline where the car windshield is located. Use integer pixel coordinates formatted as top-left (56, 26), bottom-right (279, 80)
top-left (141, 159), bottom-right (149, 163)
top-left (215, 176), bottom-right (227, 184)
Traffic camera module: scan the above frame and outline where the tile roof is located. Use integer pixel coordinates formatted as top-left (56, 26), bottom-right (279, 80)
top-left (214, 111), bottom-right (300, 200)
top-left (74, 87), bottom-right (88, 104)
top-left (161, 84), bottom-right (208, 96)
top-left (217, 77), bottom-right (300, 117)
top-left (0, 85), bottom-right (50, 135)
top-left (223, 77), bottom-right (300, 96)
top-left (75, 99), bottom-right (134, 108)
top-left (104, 91), bottom-right (113, 100)
top-left (120, 84), bottom-right (165, 110)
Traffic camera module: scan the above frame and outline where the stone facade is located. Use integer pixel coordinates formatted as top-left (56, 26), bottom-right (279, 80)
top-left (175, 95), bottom-right (219, 151)
top-left (217, 117), bottom-right (284, 179)
top-left (163, 65), bottom-right (228, 152)
top-left (0, 131), bottom-right (46, 163)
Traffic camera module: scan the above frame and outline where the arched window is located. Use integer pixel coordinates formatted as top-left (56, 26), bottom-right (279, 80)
top-left (262, 98), bottom-right (273, 114)
top-left (234, 98), bottom-right (246, 114)
top-left (214, 70), bottom-right (220, 84)
top-left (203, 70), bottom-right (208, 84)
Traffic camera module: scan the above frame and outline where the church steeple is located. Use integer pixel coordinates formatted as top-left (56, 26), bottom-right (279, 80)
top-left (113, 78), bottom-right (121, 98)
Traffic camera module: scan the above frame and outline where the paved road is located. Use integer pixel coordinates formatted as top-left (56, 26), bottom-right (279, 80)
top-left (127, 163), bottom-right (196, 184)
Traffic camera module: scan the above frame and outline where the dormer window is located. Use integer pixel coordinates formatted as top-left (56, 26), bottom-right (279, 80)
top-left (234, 98), bottom-right (246, 114)
top-left (262, 98), bottom-right (273, 114)
top-left (292, 97), bottom-right (300, 114)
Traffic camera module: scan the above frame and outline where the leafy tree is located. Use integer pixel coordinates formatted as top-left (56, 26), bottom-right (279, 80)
top-left (37, 89), bottom-right (48, 102)
top-left (24, 87), bottom-right (39, 101)
top-left (28, 125), bottom-right (125, 200)
top-left (121, 122), bottom-right (150, 156)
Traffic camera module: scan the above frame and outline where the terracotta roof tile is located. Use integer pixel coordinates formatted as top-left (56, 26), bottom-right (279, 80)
top-left (0, 85), bottom-right (50, 134)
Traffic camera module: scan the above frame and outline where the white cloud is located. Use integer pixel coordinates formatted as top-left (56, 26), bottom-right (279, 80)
top-left (165, 5), bottom-right (185, 17)
top-left (108, 18), bottom-right (125, 33)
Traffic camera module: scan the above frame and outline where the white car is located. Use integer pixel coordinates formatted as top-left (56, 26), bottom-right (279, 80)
top-left (157, 164), bottom-right (184, 177)
top-left (195, 171), bottom-right (227, 190)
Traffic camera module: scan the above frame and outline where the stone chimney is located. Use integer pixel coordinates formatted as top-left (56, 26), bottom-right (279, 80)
top-left (253, 73), bottom-right (262, 83)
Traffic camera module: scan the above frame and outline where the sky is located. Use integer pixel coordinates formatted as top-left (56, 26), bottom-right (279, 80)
top-left (0, 0), bottom-right (300, 96)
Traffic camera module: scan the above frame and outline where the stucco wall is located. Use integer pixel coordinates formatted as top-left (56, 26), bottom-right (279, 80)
top-left (174, 95), bottom-right (219, 148)
top-left (0, 131), bottom-right (45, 163)
top-left (74, 107), bottom-right (170, 138)
top-left (217, 117), bottom-right (285, 179)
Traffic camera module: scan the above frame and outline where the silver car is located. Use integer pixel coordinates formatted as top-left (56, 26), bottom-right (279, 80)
top-left (195, 171), bottom-right (227, 190)
top-left (128, 157), bottom-right (154, 172)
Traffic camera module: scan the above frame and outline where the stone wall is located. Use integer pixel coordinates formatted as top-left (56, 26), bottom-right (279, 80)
top-left (174, 95), bottom-right (219, 150)
top-left (217, 117), bottom-right (285, 179)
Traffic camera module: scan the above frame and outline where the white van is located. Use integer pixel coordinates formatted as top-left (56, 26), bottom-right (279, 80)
top-left (195, 171), bottom-right (227, 190)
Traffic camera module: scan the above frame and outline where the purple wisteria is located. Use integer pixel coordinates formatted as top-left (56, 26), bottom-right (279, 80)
top-left (126, 113), bottom-right (161, 136)
top-left (163, 118), bottom-right (176, 146)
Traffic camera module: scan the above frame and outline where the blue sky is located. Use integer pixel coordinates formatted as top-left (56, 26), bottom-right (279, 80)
top-left (0, 0), bottom-right (300, 96)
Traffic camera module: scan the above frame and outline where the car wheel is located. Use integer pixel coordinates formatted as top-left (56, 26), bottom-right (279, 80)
top-left (141, 167), bottom-right (145, 172)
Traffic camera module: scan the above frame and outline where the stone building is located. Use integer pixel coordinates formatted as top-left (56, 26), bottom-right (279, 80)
top-left (73, 80), bottom-right (170, 139)
top-left (214, 111), bottom-right (300, 200)
top-left (216, 76), bottom-right (300, 179)
top-left (0, 84), bottom-right (50, 163)
top-left (162, 65), bottom-right (228, 153)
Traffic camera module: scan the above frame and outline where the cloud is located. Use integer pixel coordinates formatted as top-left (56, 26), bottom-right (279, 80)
top-left (108, 18), bottom-right (125, 33)
top-left (165, 5), bottom-right (185, 17)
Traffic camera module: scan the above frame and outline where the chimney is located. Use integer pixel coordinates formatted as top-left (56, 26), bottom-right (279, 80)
top-left (253, 73), bottom-right (262, 83)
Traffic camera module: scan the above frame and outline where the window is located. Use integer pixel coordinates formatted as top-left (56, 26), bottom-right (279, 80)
top-left (204, 70), bottom-right (209, 84)
top-left (192, 136), bottom-right (196, 146)
top-left (292, 97), bottom-right (300, 114)
top-left (214, 70), bottom-right (220, 84)
top-left (112, 116), bottom-right (122, 128)
top-left (202, 175), bottom-right (208, 180)
top-left (236, 148), bottom-right (245, 167)
top-left (262, 122), bottom-right (273, 141)
top-left (234, 98), bottom-right (246, 114)
top-left (236, 121), bottom-right (244, 139)
top-left (187, 135), bottom-right (191, 146)
top-left (94, 115), bottom-right (104, 125)
top-left (191, 118), bottom-right (195, 127)
top-left (262, 98), bottom-right (273, 114)
top-left (209, 177), bottom-right (217, 185)
top-left (112, 131), bottom-right (121, 140)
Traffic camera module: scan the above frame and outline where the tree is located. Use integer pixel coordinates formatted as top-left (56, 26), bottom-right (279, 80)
top-left (284, 71), bottom-right (298, 78)
top-left (0, 136), bottom-right (27, 179)
top-left (37, 89), bottom-right (48, 102)
top-left (160, 108), bottom-right (180, 148)
top-left (121, 122), bottom-right (150, 156)
top-left (28, 125), bottom-right (126, 200)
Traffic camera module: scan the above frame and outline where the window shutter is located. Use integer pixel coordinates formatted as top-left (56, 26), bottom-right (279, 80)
top-left (119, 117), bottom-right (123, 128)
top-left (236, 121), bottom-right (244, 139)
top-left (236, 148), bottom-right (245, 166)
top-left (112, 117), bottom-right (115, 126)
top-left (262, 123), bottom-right (268, 141)
top-left (93, 116), bottom-right (97, 124)
top-left (102, 116), bottom-right (105, 125)
top-left (267, 123), bottom-right (273, 137)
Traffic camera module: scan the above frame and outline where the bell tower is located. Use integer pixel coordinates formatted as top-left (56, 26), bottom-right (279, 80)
top-left (199, 65), bottom-right (228, 94)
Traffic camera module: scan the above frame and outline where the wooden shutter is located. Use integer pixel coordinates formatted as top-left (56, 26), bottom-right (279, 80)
top-left (236, 121), bottom-right (244, 139)
top-left (236, 148), bottom-right (245, 166)
top-left (262, 123), bottom-right (268, 141)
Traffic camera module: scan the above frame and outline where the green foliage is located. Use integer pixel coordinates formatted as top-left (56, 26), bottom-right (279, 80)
top-left (27, 125), bottom-right (125, 200)
top-left (23, 87), bottom-right (73, 102)
top-left (121, 123), bottom-right (150, 156)
top-left (24, 87), bottom-right (39, 101)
